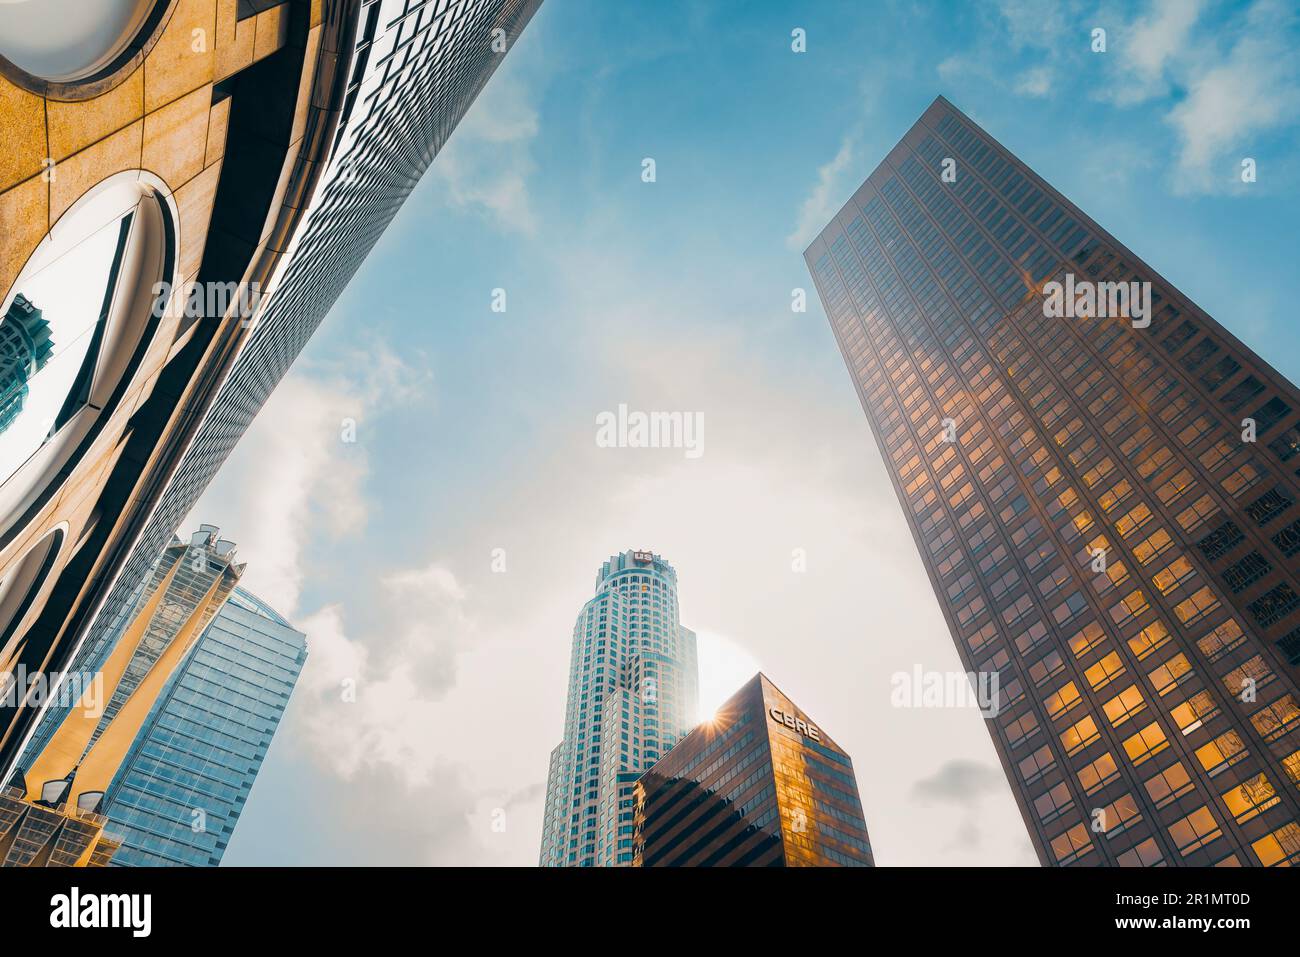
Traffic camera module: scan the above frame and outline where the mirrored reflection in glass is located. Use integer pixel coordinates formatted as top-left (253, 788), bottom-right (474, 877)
top-left (0, 212), bottom-right (132, 487)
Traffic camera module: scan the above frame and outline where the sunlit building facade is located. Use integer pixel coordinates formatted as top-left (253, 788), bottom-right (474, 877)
top-left (632, 673), bottom-right (874, 867)
top-left (0, 784), bottom-right (120, 867)
top-left (15, 527), bottom-right (243, 808)
top-left (540, 550), bottom-right (699, 867)
top-left (805, 96), bottom-right (1300, 866)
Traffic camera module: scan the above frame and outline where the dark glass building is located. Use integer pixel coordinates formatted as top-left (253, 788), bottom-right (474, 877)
top-left (805, 96), bottom-right (1300, 866)
top-left (632, 673), bottom-right (874, 867)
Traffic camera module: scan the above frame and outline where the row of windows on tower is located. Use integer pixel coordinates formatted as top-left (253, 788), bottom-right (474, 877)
top-left (873, 293), bottom-right (1300, 859)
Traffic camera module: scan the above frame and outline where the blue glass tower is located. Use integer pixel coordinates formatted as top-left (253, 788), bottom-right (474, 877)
top-left (99, 587), bottom-right (306, 867)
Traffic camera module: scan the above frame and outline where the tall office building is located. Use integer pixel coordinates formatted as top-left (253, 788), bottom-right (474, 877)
top-left (99, 587), bottom-right (306, 867)
top-left (633, 673), bottom-right (874, 867)
top-left (0, 293), bottom-right (53, 435)
top-left (805, 96), bottom-right (1300, 866)
top-left (0, 0), bottom-right (543, 774)
top-left (540, 550), bottom-right (699, 867)
top-left (2, 525), bottom-right (244, 866)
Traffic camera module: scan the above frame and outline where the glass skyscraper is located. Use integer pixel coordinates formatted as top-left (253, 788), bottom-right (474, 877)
top-left (806, 96), bottom-right (1300, 866)
top-left (632, 673), bottom-right (874, 867)
top-left (540, 550), bottom-right (699, 867)
top-left (101, 587), bottom-right (306, 867)
top-left (17, 524), bottom-right (305, 867)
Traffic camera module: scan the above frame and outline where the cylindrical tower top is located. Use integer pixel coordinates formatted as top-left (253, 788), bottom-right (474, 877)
top-left (594, 549), bottom-right (677, 591)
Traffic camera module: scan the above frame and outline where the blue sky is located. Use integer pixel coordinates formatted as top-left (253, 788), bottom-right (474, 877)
top-left (187, 0), bottom-right (1300, 865)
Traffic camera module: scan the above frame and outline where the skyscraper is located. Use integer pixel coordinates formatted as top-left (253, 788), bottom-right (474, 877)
top-left (97, 587), bottom-right (306, 867)
top-left (16, 527), bottom-right (245, 820)
top-left (632, 673), bottom-right (874, 867)
top-left (0, 0), bottom-right (544, 777)
top-left (540, 550), bottom-right (699, 867)
top-left (805, 96), bottom-right (1300, 867)
top-left (0, 293), bottom-right (53, 435)
top-left (2, 525), bottom-right (244, 866)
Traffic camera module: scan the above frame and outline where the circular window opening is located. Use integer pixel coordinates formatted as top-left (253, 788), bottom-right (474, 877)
top-left (0, 0), bottom-right (159, 83)
top-left (0, 173), bottom-right (175, 524)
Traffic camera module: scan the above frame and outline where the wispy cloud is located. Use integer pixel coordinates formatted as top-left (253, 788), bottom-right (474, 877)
top-left (1102, 0), bottom-right (1207, 106)
top-left (996, 0), bottom-right (1077, 50)
top-left (1014, 67), bottom-right (1052, 98)
top-left (292, 562), bottom-right (475, 787)
top-left (1088, 0), bottom-right (1299, 195)
top-left (185, 344), bottom-right (423, 616)
top-left (990, 0), bottom-right (1092, 98)
top-left (786, 136), bottom-right (855, 251)
top-left (430, 64), bottom-right (542, 234)
top-left (911, 759), bottom-right (1034, 860)
top-left (910, 759), bottom-right (1004, 804)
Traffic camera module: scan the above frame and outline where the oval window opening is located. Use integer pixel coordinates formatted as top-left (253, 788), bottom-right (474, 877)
top-left (0, 0), bottom-right (158, 83)
top-left (0, 173), bottom-right (174, 523)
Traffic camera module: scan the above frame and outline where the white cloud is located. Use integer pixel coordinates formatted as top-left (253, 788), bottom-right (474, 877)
top-left (1165, 2), bottom-right (1300, 193)
top-left (786, 137), bottom-right (855, 251)
top-left (291, 570), bottom-right (475, 786)
top-left (937, 54), bottom-right (973, 84)
top-left (1089, 0), bottom-right (1298, 194)
top-left (996, 0), bottom-right (1074, 50)
top-left (1014, 67), bottom-right (1052, 97)
top-left (1110, 0), bottom-right (1206, 105)
top-left (936, 1), bottom-right (1088, 102)
top-left (185, 343), bottom-right (425, 616)
top-left (185, 377), bottom-right (364, 615)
